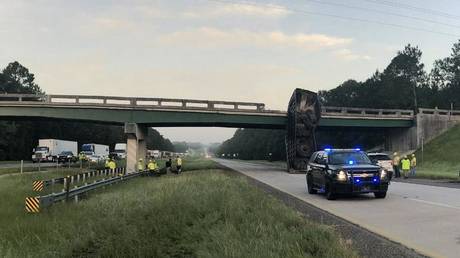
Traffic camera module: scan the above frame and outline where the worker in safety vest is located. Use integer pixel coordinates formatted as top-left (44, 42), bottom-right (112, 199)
top-left (410, 154), bottom-right (417, 177)
top-left (105, 158), bottom-right (110, 169)
top-left (176, 156), bottom-right (182, 174)
top-left (392, 152), bottom-right (401, 178)
top-left (79, 152), bottom-right (86, 161)
top-left (401, 156), bottom-right (411, 179)
top-left (108, 159), bottom-right (117, 170)
top-left (137, 158), bottom-right (145, 172)
top-left (147, 159), bottom-right (158, 176)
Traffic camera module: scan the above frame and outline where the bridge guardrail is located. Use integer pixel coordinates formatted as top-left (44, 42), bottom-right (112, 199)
top-left (1, 93), bottom-right (267, 113)
top-left (322, 106), bottom-right (414, 118)
top-left (419, 108), bottom-right (460, 117)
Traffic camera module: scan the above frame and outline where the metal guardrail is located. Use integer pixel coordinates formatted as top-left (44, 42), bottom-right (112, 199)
top-left (0, 93), bottom-right (266, 112)
top-left (32, 168), bottom-right (123, 192)
top-left (26, 168), bottom-right (146, 213)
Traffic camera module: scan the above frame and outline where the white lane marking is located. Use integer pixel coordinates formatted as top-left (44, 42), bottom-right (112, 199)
top-left (407, 198), bottom-right (460, 211)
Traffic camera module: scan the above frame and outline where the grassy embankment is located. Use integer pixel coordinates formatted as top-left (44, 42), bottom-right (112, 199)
top-left (414, 124), bottom-right (460, 180)
top-left (0, 158), bottom-right (356, 258)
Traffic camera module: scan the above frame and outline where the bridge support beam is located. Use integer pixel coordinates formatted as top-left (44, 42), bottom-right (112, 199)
top-left (125, 123), bottom-right (148, 173)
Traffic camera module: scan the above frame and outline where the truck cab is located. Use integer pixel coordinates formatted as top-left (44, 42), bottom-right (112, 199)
top-left (306, 149), bottom-right (389, 200)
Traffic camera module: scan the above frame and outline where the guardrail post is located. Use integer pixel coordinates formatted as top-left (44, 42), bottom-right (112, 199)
top-left (207, 102), bottom-right (214, 109)
top-left (65, 176), bottom-right (71, 202)
top-left (77, 174), bottom-right (80, 182)
top-left (181, 100), bottom-right (186, 108)
top-left (83, 173), bottom-right (86, 181)
top-left (20, 160), bottom-right (23, 174)
top-left (234, 104), bottom-right (238, 110)
top-left (75, 96), bottom-right (80, 103)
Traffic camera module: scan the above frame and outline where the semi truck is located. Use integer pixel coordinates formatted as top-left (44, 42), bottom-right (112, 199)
top-left (32, 139), bottom-right (78, 163)
top-left (81, 143), bottom-right (110, 162)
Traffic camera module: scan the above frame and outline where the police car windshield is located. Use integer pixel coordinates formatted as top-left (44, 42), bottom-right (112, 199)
top-left (328, 152), bottom-right (372, 165)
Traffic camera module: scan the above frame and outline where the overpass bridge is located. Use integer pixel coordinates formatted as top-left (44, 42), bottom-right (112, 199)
top-left (0, 94), bottom-right (414, 128)
top-left (1, 92), bottom-right (441, 172)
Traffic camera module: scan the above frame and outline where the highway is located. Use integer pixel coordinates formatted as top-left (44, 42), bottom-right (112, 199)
top-left (216, 159), bottom-right (460, 258)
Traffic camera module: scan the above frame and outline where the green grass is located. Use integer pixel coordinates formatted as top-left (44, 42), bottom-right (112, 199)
top-left (0, 163), bottom-right (356, 258)
top-left (413, 124), bottom-right (460, 180)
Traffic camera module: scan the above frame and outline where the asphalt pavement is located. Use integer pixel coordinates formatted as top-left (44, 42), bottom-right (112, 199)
top-left (216, 159), bottom-right (460, 258)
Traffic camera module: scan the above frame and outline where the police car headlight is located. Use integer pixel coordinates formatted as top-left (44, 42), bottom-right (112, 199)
top-left (380, 169), bottom-right (387, 179)
top-left (337, 170), bottom-right (347, 181)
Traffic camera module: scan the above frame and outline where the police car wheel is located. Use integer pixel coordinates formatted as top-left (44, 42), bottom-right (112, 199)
top-left (325, 184), bottom-right (336, 200)
top-left (306, 175), bottom-right (317, 194)
top-left (374, 191), bottom-right (387, 199)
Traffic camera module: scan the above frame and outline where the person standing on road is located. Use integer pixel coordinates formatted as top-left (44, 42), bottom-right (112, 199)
top-left (108, 159), bottom-right (117, 170)
top-left (165, 158), bottom-right (172, 174)
top-left (138, 158), bottom-right (145, 172)
top-left (104, 158), bottom-right (110, 169)
top-left (147, 159), bottom-right (158, 176)
top-left (410, 154), bottom-right (417, 177)
top-left (176, 156), bottom-right (182, 174)
top-left (401, 156), bottom-right (411, 179)
top-left (392, 152), bottom-right (401, 178)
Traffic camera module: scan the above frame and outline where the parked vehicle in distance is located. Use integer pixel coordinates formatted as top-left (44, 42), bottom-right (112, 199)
top-left (87, 155), bottom-right (104, 163)
top-left (306, 149), bottom-right (389, 200)
top-left (367, 152), bottom-right (394, 180)
top-left (81, 143), bottom-right (109, 159)
top-left (113, 143), bottom-right (127, 159)
top-left (148, 150), bottom-right (161, 159)
top-left (32, 139), bottom-right (78, 163)
top-left (57, 151), bottom-right (77, 163)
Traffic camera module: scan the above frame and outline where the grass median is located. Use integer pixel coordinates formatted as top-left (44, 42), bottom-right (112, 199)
top-left (0, 159), bottom-right (357, 258)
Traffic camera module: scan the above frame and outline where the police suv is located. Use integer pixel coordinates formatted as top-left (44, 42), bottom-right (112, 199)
top-left (306, 149), bottom-right (389, 200)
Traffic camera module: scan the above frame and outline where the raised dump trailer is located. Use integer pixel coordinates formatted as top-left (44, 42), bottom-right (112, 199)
top-left (32, 139), bottom-right (78, 162)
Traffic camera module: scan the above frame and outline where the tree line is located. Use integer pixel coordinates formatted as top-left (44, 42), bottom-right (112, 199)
top-left (216, 40), bottom-right (460, 159)
top-left (0, 61), bottom-right (174, 160)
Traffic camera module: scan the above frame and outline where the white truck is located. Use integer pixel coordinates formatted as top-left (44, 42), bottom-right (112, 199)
top-left (81, 143), bottom-right (110, 162)
top-left (147, 150), bottom-right (161, 159)
top-left (113, 143), bottom-right (127, 159)
top-left (32, 139), bottom-right (78, 163)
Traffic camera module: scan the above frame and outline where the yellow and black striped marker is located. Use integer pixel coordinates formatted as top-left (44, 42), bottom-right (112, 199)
top-left (32, 180), bottom-right (44, 191)
top-left (25, 197), bottom-right (40, 213)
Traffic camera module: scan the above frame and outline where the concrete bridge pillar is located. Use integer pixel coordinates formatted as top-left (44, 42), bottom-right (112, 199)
top-left (124, 123), bottom-right (148, 173)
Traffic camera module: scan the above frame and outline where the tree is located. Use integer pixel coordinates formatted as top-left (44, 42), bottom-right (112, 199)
top-left (430, 40), bottom-right (460, 109)
top-left (2, 61), bottom-right (42, 94)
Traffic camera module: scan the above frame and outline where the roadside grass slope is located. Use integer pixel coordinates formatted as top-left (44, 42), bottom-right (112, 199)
top-left (415, 124), bottom-right (460, 179)
top-left (0, 160), bottom-right (357, 258)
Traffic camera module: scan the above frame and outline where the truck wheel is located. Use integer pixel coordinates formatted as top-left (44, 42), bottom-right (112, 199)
top-left (374, 191), bottom-right (387, 199)
top-left (307, 175), bottom-right (317, 194)
top-left (326, 184), bottom-right (336, 200)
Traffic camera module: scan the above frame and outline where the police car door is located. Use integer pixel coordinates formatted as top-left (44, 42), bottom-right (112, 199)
top-left (313, 152), bottom-right (326, 186)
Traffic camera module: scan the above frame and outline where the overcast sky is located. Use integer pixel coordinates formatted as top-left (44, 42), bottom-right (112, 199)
top-left (1, 0), bottom-right (460, 143)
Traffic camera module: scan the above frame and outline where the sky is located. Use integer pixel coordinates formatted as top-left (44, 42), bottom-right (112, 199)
top-left (1, 0), bottom-right (460, 143)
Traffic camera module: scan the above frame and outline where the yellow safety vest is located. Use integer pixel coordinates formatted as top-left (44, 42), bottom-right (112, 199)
top-left (138, 161), bottom-right (144, 171)
top-left (148, 162), bottom-right (157, 170)
top-left (401, 159), bottom-right (410, 170)
top-left (411, 157), bottom-right (417, 167)
top-left (108, 161), bottom-right (116, 170)
top-left (177, 158), bottom-right (182, 166)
